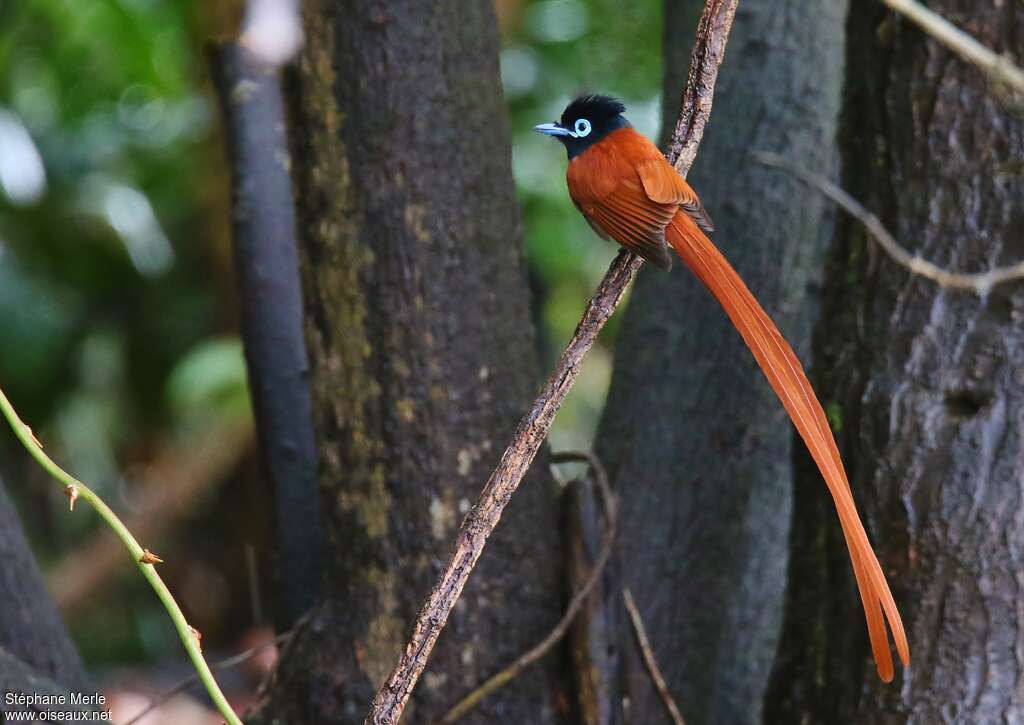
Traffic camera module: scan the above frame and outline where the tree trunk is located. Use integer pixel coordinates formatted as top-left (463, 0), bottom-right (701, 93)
top-left (0, 479), bottom-right (91, 697)
top-left (766, 1), bottom-right (1024, 722)
top-left (253, 2), bottom-right (566, 723)
top-left (593, 1), bottom-right (847, 723)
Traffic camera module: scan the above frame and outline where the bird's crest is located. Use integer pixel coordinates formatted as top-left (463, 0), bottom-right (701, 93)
top-left (560, 95), bottom-right (627, 128)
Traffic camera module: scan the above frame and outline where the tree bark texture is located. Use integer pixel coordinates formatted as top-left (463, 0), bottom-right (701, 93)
top-left (566, 477), bottom-right (623, 725)
top-left (594, 1), bottom-right (847, 723)
top-left (0, 479), bottom-right (90, 696)
top-left (254, 2), bottom-right (566, 723)
top-left (766, 1), bottom-right (1024, 722)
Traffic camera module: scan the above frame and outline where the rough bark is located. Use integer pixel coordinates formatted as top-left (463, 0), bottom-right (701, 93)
top-left (252, 2), bottom-right (565, 723)
top-left (593, 1), bottom-right (847, 723)
top-left (0, 479), bottom-right (90, 696)
top-left (766, 1), bottom-right (1024, 722)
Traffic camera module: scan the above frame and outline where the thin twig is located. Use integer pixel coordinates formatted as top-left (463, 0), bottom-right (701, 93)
top-left (880, 0), bottom-right (1024, 98)
top-left (623, 588), bottom-right (686, 725)
top-left (48, 418), bottom-right (253, 612)
top-left (436, 451), bottom-right (617, 723)
top-left (753, 151), bottom-right (1024, 295)
top-left (365, 3), bottom-right (739, 722)
top-left (123, 631), bottom-right (292, 725)
top-left (0, 388), bottom-right (242, 725)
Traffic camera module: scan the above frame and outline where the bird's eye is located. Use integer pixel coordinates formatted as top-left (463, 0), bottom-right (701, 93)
top-left (574, 118), bottom-right (592, 137)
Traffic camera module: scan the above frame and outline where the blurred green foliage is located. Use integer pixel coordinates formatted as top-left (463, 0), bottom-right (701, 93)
top-left (0, 0), bottom-right (247, 665)
top-left (0, 0), bottom-right (664, 668)
top-left (0, 0), bottom-right (225, 428)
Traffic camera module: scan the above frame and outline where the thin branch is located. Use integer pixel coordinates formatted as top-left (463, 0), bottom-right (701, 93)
top-left (365, 3), bottom-right (739, 722)
top-left (48, 418), bottom-right (253, 612)
top-left (209, 38), bottom-right (323, 624)
top-left (436, 452), bottom-right (618, 724)
top-left (666, 0), bottom-right (742, 175)
top-left (623, 588), bottom-right (686, 725)
top-left (0, 388), bottom-right (242, 725)
top-left (123, 631), bottom-right (293, 725)
top-left (753, 151), bottom-right (1024, 295)
top-left (881, 0), bottom-right (1024, 97)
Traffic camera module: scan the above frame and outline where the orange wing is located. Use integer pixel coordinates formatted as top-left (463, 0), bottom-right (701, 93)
top-left (666, 212), bottom-right (910, 681)
top-left (567, 128), bottom-right (680, 270)
top-left (567, 128), bottom-right (715, 270)
top-left (635, 156), bottom-right (715, 233)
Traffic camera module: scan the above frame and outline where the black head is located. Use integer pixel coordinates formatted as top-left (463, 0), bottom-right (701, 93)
top-left (534, 94), bottom-right (631, 159)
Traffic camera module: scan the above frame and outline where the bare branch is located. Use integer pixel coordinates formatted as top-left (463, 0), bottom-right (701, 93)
top-left (881, 0), bottom-right (1024, 99)
top-left (623, 588), bottom-right (686, 725)
top-left (753, 151), bottom-right (1024, 295)
top-left (437, 452), bottom-right (617, 723)
top-left (667, 0), bottom-right (742, 175)
top-left (366, 3), bottom-right (740, 722)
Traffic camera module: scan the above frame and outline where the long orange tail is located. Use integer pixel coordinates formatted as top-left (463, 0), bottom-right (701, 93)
top-left (666, 212), bottom-right (910, 681)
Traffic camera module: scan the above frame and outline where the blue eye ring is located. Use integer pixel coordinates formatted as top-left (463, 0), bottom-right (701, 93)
top-left (573, 118), bottom-right (592, 137)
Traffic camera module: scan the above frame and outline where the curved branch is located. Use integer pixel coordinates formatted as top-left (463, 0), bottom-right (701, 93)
top-left (365, 2), bottom-right (740, 723)
top-left (754, 151), bottom-right (1024, 294)
top-left (0, 389), bottom-right (242, 725)
top-left (881, 0), bottom-right (1024, 98)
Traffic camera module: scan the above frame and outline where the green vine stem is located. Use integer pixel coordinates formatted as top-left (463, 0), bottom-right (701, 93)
top-left (0, 387), bottom-right (242, 725)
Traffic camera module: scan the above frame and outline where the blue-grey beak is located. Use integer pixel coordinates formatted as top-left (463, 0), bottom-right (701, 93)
top-left (534, 122), bottom-right (573, 138)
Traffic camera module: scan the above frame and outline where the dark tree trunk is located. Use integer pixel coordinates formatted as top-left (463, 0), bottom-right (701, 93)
top-left (0, 479), bottom-right (91, 698)
top-left (253, 2), bottom-right (566, 723)
top-left (766, 1), bottom-right (1024, 722)
top-left (593, 1), bottom-right (847, 723)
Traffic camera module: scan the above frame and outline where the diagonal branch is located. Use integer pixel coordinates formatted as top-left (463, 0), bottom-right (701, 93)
top-left (754, 151), bottom-right (1024, 294)
top-left (48, 418), bottom-right (252, 613)
top-left (623, 588), bottom-right (686, 725)
top-left (0, 388), bottom-right (242, 725)
top-left (880, 0), bottom-right (1024, 98)
top-left (437, 452), bottom-right (617, 724)
top-left (366, 2), bottom-right (740, 722)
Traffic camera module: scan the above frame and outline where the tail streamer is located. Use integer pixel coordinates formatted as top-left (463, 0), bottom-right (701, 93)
top-left (667, 213), bottom-right (910, 681)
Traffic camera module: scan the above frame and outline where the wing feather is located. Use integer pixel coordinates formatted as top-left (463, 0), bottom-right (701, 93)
top-left (567, 128), bottom-right (678, 270)
top-left (637, 158), bottom-right (716, 233)
top-left (586, 203), bottom-right (673, 270)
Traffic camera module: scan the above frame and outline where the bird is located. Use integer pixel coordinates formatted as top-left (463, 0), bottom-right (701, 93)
top-left (536, 94), bottom-right (910, 682)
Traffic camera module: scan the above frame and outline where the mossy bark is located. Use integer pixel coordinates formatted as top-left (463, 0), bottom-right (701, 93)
top-left (253, 2), bottom-right (566, 723)
top-left (766, 1), bottom-right (1024, 721)
top-left (592, 1), bottom-right (847, 723)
